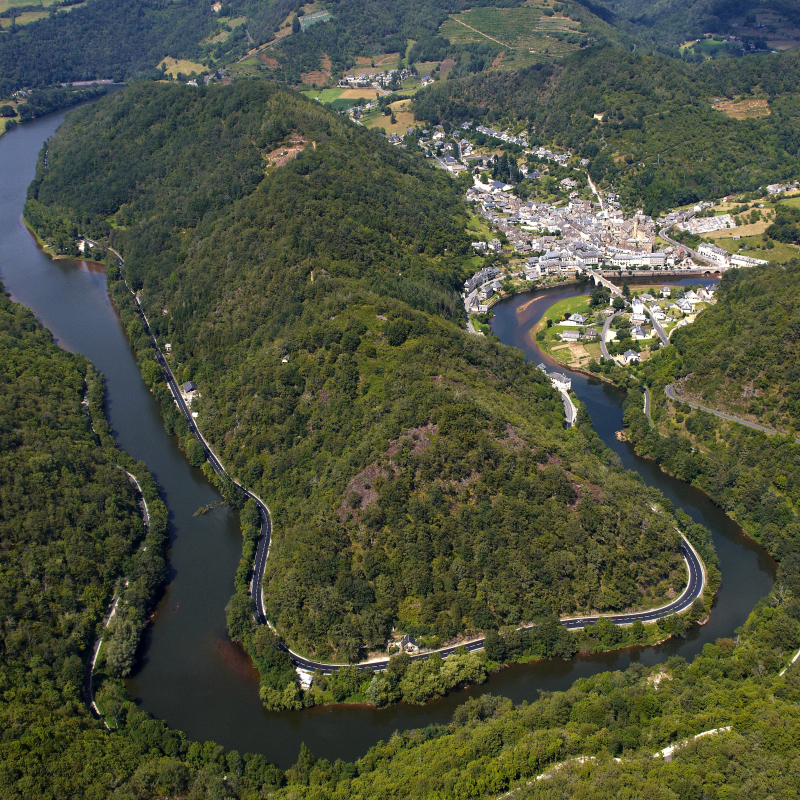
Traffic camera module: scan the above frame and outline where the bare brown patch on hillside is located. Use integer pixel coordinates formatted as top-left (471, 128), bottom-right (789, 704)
top-left (491, 49), bottom-right (506, 68)
top-left (439, 58), bottom-right (456, 78)
top-left (264, 137), bottom-right (307, 168)
top-left (338, 424), bottom-right (438, 522)
top-left (260, 54), bottom-right (279, 68)
top-left (301, 53), bottom-right (332, 85)
top-left (713, 96), bottom-right (771, 120)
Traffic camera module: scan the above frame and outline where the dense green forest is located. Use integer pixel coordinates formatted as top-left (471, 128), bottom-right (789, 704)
top-left (0, 282), bottom-right (284, 797)
top-left (26, 80), bottom-right (703, 706)
top-left (0, 0), bottom-right (217, 95)
top-left (264, 574), bottom-right (800, 799)
top-left (611, 262), bottom-right (800, 582)
top-left (0, 280), bottom-right (797, 798)
top-left (2, 256), bottom-right (797, 794)
top-left (663, 262), bottom-right (800, 432)
top-left (576, 0), bottom-right (800, 50)
top-left (0, 0), bottom-right (532, 94)
top-left (413, 46), bottom-right (800, 213)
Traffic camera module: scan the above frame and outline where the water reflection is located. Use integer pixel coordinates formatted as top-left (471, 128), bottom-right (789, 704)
top-left (0, 112), bottom-right (775, 768)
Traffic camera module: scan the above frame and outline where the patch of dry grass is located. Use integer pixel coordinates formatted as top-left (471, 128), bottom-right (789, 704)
top-left (713, 97), bottom-right (771, 120)
top-left (159, 57), bottom-right (206, 77)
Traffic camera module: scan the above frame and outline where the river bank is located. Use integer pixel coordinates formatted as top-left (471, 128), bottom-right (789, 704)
top-left (0, 109), bottom-right (775, 768)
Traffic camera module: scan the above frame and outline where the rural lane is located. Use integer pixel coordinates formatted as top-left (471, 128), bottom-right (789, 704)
top-left (108, 245), bottom-right (708, 676)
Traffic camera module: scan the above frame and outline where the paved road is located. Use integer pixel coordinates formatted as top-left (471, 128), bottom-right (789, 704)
top-left (109, 246), bottom-right (707, 675)
top-left (600, 311), bottom-right (618, 359)
top-left (647, 308), bottom-right (669, 347)
top-left (644, 387), bottom-right (653, 428)
top-left (658, 228), bottom-right (709, 265)
top-left (561, 390), bottom-right (577, 427)
top-left (665, 384), bottom-right (800, 442)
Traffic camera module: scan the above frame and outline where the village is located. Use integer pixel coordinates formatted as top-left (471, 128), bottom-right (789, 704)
top-left (533, 284), bottom-right (718, 375)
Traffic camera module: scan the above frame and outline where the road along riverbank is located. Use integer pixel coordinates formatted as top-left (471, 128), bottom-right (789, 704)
top-left (110, 242), bottom-right (708, 676)
top-left (0, 110), bottom-right (775, 766)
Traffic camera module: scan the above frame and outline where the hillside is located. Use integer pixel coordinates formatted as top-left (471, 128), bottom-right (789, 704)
top-left (412, 46), bottom-right (800, 213)
top-left (669, 262), bottom-right (800, 432)
top-left (26, 81), bottom-right (699, 694)
top-left (579, 0), bottom-right (800, 51)
top-left (612, 262), bottom-right (800, 557)
top-left (0, 283), bottom-right (241, 795)
top-left (0, 0), bottom-right (544, 94)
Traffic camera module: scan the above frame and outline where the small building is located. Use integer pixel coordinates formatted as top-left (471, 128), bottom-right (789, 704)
top-left (584, 328), bottom-right (599, 339)
top-left (567, 314), bottom-right (587, 325)
top-left (661, 286), bottom-right (672, 298)
top-left (622, 349), bottom-right (641, 364)
top-left (537, 362), bottom-right (548, 373)
top-left (549, 372), bottom-right (572, 391)
top-left (182, 381), bottom-right (197, 393)
top-left (399, 634), bottom-right (419, 653)
top-left (631, 325), bottom-right (649, 340)
top-left (560, 330), bottom-right (581, 342)
top-left (281, 355), bottom-right (290, 363)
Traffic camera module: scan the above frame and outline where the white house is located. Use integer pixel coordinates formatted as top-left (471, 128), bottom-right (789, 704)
top-left (549, 372), bottom-right (572, 391)
top-left (622, 349), bottom-right (641, 364)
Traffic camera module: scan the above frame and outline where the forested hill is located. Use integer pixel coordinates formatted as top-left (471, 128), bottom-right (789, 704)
top-left (29, 80), bottom-right (692, 675)
top-left (413, 46), bottom-right (800, 213)
top-left (0, 283), bottom-right (215, 794)
top-left (0, 0), bottom-right (216, 95)
top-left (655, 262), bottom-right (800, 432)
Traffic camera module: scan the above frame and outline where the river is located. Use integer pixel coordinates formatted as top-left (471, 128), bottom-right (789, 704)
top-left (0, 110), bottom-right (776, 769)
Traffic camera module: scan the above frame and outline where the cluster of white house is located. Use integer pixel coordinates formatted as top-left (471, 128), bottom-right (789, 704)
top-left (697, 242), bottom-right (769, 269)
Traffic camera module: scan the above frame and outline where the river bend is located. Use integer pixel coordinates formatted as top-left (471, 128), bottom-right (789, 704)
top-left (0, 110), bottom-right (776, 768)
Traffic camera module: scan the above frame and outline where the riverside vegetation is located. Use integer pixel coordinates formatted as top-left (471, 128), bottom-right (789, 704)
top-left (0, 282), bottom-right (288, 797)
top-left (24, 80), bottom-right (715, 710)
top-left (615, 262), bottom-right (800, 582)
top-left (0, 256), bottom-right (797, 798)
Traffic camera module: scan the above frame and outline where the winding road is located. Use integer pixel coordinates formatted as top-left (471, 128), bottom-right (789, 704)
top-left (665, 384), bottom-right (800, 443)
top-left (600, 310), bottom-right (617, 359)
top-left (109, 246), bottom-right (707, 675)
top-left (644, 387), bottom-right (654, 428)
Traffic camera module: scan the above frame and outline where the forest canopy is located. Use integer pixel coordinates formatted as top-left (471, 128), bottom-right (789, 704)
top-left (413, 46), bottom-right (800, 213)
top-left (27, 81), bottom-right (692, 688)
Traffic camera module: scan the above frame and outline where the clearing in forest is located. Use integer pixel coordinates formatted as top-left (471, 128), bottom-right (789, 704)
top-left (439, 1), bottom-right (583, 69)
top-left (363, 99), bottom-right (417, 136)
top-left (713, 96), bottom-right (771, 119)
top-left (159, 57), bottom-right (206, 77)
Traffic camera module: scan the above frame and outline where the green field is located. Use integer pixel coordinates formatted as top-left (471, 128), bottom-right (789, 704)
top-left (303, 87), bottom-right (345, 103)
top-left (0, 9), bottom-right (48, 27)
top-left (0, 0), bottom-right (57, 11)
top-left (439, 3), bottom-right (584, 68)
top-left (715, 235), bottom-right (799, 264)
